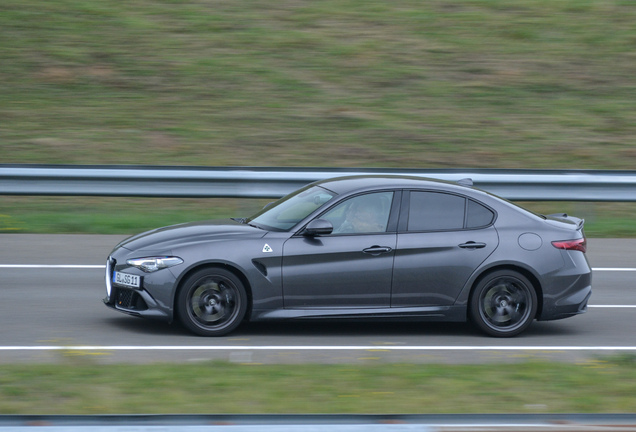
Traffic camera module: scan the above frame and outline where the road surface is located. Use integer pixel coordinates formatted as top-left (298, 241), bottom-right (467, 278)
top-left (0, 234), bottom-right (634, 364)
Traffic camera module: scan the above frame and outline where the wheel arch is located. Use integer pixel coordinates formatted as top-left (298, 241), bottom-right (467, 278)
top-left (173, 262), bottom-right (253, 323)
top-left (466, 264), bottom-right (543, 321)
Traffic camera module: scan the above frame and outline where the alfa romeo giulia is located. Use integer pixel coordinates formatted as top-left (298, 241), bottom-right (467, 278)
top-left (104, 175), bottom-right (591, 337)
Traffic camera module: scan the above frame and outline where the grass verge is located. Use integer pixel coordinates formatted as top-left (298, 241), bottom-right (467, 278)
top-left (0, 196), bottom-right (268, 235)
top-left (1, 358), bottom-right (635, 414)
top-left (3, 0), bottom-right (636, 236)
top-left (2, 0), bottom-right (636, 169)
top-left (1, 196), bottom-right (635, 237)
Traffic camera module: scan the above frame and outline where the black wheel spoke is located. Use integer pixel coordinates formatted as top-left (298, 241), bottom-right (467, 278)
top-left (491, 307), bottom-right (509, 323)
top-left (177, 269), bottom-right (247, 336)
top-left (472, 271), bottom-right (537, 337)
top-left (507, 306), bottom-right (522, 323)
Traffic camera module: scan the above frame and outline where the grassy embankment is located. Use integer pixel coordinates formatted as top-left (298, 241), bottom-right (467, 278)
top-left (1, 357), bottom-right (636, 414)
top-left (1, 0), bottom-right (636, 235)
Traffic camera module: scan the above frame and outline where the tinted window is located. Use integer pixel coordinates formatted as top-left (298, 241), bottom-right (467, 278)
top-left (466, 199), bottom-right (494, 228)
top-left (408, 192), bottom-right (465, 231)
top-left (248, 185), bottom-right (335, 231)
top-left (322, 192), bottom-right (394, 234)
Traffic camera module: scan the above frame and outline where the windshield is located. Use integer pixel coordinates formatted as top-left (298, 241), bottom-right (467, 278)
top-left (247, 185), bottom-right (336, 231)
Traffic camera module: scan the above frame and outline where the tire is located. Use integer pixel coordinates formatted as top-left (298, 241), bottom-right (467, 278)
top-left (176, 268), bottom-right (247, 336)
top-left (470, 270), bottom-right (538, 337)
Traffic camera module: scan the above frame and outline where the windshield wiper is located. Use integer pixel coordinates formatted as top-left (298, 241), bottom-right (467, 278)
top-left (231, 217), bottom-right (264, 230)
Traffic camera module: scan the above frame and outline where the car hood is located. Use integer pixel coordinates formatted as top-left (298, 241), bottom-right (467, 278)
top-left (115, 219), bottom-right (268, 252)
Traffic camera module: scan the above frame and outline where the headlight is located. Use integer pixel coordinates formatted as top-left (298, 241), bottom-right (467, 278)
top-left (126, 256), bottom-right (184, 273)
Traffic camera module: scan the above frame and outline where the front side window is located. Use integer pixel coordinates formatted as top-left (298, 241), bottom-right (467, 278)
top-left (248, 185), bottom-right (335, 231)
top-left (322, 192), bottom-right (394, 234)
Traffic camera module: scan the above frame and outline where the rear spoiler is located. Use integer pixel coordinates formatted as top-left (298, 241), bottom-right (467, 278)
top-left (547, 213), bottom-right (585, 230)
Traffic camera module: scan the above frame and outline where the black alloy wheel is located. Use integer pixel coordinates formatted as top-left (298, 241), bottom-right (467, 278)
top-left (470, 270), bottom-right (538, 337)
top-left (177, 268), bottom-right (247, 336)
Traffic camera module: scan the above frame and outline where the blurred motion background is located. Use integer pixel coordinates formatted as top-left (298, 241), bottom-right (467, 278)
top-left (1, 0), bottom-right (635, 234)
top-left (1, 1), bottom-right (636, 418)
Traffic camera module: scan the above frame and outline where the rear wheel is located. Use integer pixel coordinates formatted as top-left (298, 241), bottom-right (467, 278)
top-left (177, 268), bottom-right (247, 336)
top-left (470, 270), bottom-right (537, 337)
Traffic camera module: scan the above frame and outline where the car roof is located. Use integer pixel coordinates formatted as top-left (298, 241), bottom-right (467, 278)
top-left (314, 175), bottom-right (479, 196)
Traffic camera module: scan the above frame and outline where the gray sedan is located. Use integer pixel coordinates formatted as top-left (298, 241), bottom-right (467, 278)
top-left (104, 176), bottom-right (591, 337)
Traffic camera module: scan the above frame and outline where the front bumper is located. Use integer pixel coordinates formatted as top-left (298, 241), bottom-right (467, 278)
top-left (103, 254), bottom-right (173, 322)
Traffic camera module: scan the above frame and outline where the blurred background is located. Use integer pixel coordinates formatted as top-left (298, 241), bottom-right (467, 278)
top-left (1, 0), bottom-right (636, 419)
top-left (1, 0), bottom-right (635, 234)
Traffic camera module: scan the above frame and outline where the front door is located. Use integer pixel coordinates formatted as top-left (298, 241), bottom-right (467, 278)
top-left (282, 233), bottom-right (397, 308)
top-left (282, 191), bottom-right (397, 308)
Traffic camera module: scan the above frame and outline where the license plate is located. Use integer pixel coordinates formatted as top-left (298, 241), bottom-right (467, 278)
top-left (113, 271), bottom-right (141, 288)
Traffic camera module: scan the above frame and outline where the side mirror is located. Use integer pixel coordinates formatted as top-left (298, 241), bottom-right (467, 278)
top-left (303, 219), bottom-right (333, 236)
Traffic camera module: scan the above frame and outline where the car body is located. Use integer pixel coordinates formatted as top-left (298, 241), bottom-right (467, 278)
top-left (104, 175), bottom-right (592, 337)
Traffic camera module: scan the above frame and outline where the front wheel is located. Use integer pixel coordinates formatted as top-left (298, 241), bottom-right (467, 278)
top-left (470, 270), bottom-right (537, 337)
top-left (177, 268), bottom-right (247, 336)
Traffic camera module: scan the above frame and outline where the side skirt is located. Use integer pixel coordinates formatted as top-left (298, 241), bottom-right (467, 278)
top-left (250, 305), bottom-right (467, 323)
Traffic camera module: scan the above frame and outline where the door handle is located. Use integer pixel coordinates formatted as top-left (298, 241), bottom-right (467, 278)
top-left (458, 242), bottom-right (487, 249)
top-left (363, 246), bottom-right (393, 256)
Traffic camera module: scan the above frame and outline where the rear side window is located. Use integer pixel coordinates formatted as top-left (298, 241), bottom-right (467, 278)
top-left (407, 191), bottom-right (494, 231)
top-left (408, 192), bottom-right (464, 231)
top-left (466, 199), bottom-right (494, 228)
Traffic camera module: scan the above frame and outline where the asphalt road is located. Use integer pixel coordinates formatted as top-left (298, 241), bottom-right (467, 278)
top-left (0, 234), bottom-right (635, 364)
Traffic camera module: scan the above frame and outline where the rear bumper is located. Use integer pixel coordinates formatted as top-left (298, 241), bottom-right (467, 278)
top-left (537, 272), bottom-right (592, 321)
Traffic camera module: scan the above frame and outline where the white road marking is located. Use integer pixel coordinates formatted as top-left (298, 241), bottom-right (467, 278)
top-left (0, 345), bottom-right (636, 351)
top-left (0, 264), bottom-right (104, 269)
top-left (1, 265), bottom-right (634, 308)
top-left (588, 305), bottom-right (636, 308)
top-left (0, 265), bottom-right (634, 271)
top-left (593, 268), bottom-right (636, 271)
top-left (0, 264), bottom-right (633, 355)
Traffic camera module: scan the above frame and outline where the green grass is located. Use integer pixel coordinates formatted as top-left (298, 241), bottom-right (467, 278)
top-left (2, 0), bottom-right (636, 169)
top-left (1, 358), bottom-right (635, 414)
top-left (1, 196), bottom-right (635, 236)
top-left (2, 0), bottom-right (636, 235)
top-left (521, 201), bottom-right (636, 238)
top-left (0, 196), bottom-right (268, 234)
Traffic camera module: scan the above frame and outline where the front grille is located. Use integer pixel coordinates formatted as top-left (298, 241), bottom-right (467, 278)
top-left (117, 289), bottom-right (134, 308)
top-left (116, 288), bottom-right (148, 311)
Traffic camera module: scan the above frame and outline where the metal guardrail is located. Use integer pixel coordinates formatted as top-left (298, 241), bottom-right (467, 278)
top-left (2, 164), bottom-right (636, 201)
top-left (2, 414), bottom-right (636, 431)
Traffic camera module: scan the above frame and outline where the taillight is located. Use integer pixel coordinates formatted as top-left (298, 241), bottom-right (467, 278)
top-left (552, 238), bottom-right (587, 253)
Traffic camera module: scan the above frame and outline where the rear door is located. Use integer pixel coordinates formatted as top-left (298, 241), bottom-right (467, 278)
top-left (391, 190), bottom-right (499, 307)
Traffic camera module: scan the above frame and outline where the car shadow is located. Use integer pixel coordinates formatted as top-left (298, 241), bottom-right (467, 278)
top-left (520, 320), bottom-right (583, 337)
top-left (225, 319), bottom-right (581, 340)
top-left (102, 315), bottom-right (478, 337)
top-left (103, 316), bottom-right (185, 336)
top-left (234, 320), bottom-right (476, 338)
top-left (103, 315), bottom-right (579, 339)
